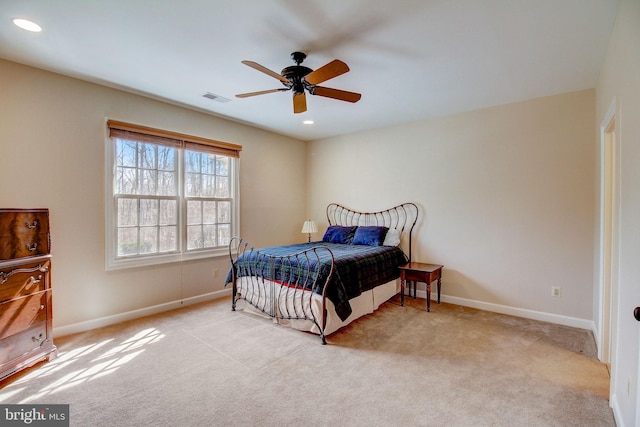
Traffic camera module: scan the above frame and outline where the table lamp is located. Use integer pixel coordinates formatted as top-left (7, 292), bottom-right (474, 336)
top-left (301, 220), bottom-right (317, 243)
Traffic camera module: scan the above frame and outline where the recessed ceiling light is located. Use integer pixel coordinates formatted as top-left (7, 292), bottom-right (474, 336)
top-left (13, 18), bottom-right (42, 32)
top-left (303, 120), bottom-right (314, 125)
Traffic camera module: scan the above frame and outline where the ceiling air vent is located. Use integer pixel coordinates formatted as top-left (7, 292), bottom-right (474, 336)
top-left (202, 92), bottom-right (230, 103)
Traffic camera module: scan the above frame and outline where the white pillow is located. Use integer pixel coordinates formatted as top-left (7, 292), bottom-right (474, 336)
top-left (383, 228), bottom-right (401, 246)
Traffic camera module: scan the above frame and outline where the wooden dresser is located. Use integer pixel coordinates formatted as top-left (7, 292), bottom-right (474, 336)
top-left (0, 208), bottom-right (57, 381)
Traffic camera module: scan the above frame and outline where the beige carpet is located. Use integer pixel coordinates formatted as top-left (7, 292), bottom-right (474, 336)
top-left (0, 296), bottom-right (615, 426)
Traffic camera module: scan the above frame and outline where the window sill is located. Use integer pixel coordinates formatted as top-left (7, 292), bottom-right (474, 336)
top-left (105, 247), bottom-right (229, 271)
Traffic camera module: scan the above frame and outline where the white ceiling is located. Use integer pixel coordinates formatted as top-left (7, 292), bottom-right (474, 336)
top-left (0, 0), bottom-right (619, 141)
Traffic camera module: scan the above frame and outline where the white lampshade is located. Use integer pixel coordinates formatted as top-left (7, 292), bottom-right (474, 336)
top-left (301, 220), bottom-right (317, 234)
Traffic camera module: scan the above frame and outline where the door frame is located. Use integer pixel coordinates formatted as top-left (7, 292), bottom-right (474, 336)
top-left (597, 98), bottom-right (619, 385)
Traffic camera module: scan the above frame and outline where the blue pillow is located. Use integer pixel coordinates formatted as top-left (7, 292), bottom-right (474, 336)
top-left (352, 226), bottom-right (389, 246)
top-left (322, 226), bottom-right (357, 244)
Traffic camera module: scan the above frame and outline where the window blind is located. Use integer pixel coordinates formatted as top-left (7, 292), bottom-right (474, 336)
top-left (107, 120), bottom-right (242, 158)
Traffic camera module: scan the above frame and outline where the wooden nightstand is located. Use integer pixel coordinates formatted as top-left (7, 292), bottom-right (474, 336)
top-left (399, 262), bottom-right (444, 312)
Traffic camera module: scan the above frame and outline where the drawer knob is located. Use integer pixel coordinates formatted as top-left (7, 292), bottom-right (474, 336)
top-left (25, 220), bottom-right (38, 229)
top-left (32, 333), bottom-right (43, 343)
top-left (26, 243), bottom-right (38, 252)
top-left (26, 274), bottom-right (43, 290)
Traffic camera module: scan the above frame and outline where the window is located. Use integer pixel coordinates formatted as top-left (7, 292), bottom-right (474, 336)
top-left (106, 121), bottom-right (241, 269)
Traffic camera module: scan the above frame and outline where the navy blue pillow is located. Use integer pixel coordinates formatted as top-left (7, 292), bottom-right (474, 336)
top-left (322, 226), bottom-right (357, 244)
top-left (352, 226), bottom-right (389, 246)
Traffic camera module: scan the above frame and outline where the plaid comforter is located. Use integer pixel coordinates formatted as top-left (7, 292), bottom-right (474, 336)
top-left (227, 242), bottom-right (408, 321)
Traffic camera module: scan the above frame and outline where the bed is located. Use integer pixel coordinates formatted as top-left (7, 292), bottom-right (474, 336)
top-left (226, 202), bottom-right (418, 344)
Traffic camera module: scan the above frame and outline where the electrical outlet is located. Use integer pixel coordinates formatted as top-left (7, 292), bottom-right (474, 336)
top-left (212, 268), bottom-right (218, 278)
top-left (551, 286), bottom-right (562, 297)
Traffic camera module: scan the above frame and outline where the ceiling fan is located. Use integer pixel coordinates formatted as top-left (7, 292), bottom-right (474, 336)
top-left (236, 51), bottom-right (361, 114)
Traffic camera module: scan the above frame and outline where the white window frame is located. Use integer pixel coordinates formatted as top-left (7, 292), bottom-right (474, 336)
top-left (105, 121), bottom-right (240, 270)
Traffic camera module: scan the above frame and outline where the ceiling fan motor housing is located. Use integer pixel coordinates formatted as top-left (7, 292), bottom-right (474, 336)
top-left (281, 65), bottom-right (313, 94)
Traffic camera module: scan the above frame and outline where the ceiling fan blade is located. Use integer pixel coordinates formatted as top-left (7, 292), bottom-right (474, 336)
top-left (304, 59), bottom-right (350, 85)
top-left (235, 88), bottom-right (289, 98)
top-left (293, 92), bottom-right (307, 114)
top-left (310, 86), bottom-right (361, 103)
top-left (241, 60), bottom-right (290, 83)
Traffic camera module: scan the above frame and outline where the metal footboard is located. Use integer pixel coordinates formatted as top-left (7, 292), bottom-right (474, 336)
top-left (228, 237), bottom-right (335, 344)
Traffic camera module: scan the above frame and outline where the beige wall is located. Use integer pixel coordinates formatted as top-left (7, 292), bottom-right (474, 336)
top-left (308, 89), bottom-right (596, 322)
top-left (595, 0), bottom-right (640, 424)
top-left (0, 57), bottom-right (600, 345)
top-left (0, 59), bottom-right (307, 331)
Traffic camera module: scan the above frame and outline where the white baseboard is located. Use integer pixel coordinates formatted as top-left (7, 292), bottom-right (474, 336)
top-left (53, 288), bottom-right (232, 337)
top-left (592, 323), bottom-right (603, 361)
top-left (609, 393), bottom-right (624, 427)
top-left (406, 289), bottom-right (595, 331)
top-left (56, 287), bottom-right (594, 337)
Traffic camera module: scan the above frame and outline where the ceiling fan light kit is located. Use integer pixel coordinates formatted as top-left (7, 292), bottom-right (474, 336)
top-left (236, 51), bottom-right (361, 114)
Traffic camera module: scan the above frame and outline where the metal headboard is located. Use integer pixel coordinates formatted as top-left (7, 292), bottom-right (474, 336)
top-left (326, 202), bottom-right (419, 262)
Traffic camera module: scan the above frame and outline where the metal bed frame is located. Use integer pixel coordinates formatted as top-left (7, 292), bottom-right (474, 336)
top-left (228, 202), bottom-right (419, 344)
top-left (326, 202), bottom-right (418, 262)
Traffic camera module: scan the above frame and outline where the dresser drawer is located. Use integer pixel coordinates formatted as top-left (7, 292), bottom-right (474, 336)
top-left (0, 259), bottom-right (50, 304)
top-left (0, 320), bottom-right (48, 366)
top-left (0, 210), bottom-right (50, 236)
top-left (0, 232), bottom-right (50, 260)
top-left (0, 209), bottom-right (50, 260)
top-left (0, 291), bottom-right (49, 340)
